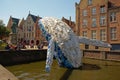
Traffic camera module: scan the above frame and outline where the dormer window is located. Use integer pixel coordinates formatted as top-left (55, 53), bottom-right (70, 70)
top-left (88, 0), bottom-right (92, 5)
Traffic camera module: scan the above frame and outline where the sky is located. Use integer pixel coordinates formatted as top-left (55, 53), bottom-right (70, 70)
top-left (0, 0), bottom-right (80, 26)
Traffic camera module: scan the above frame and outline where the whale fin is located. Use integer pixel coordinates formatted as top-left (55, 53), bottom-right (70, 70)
top-left (78, 36), bottom-right (112, 48)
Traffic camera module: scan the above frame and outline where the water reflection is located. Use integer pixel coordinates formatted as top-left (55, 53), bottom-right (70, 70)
top-left (60, 63), bottom-right (101, 80)
top-left (6, 59), bottom-right (120, 80)
top-left (60, 69), bottom-right (73, 80)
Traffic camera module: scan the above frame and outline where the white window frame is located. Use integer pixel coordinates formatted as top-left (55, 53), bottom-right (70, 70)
top-left (83, 10), bottom-right (87, 16)
top-left (92, 7), bottom-right (96, 15)
top-left (88, 0), bottom-right (92, 5)
top-left (110, 12), bottom-right (116, 22)
top-left (100, 16), bottom-right (106, 26)
top-left (100, 29), bottom-right (106, 41)
top-left (91, 30), bottom-right (96, 40)
top-left (110, 27), bottom-right (117, 40)
top-left (82, 31), bottom-right (87, 37)
top-left (100, 5), bottom-right (106, 13)
top-left (92, 18), bottom-right (97, 27)
top-left (83, 19), bottom-right (87, 27)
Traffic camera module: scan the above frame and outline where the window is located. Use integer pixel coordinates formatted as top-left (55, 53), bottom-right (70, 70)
top-left (92, 18), bottom-right (97, 27)
top-left (100, 16), bottom-right (106, 26)
top-left (29, 26), bottom-right (31, 31)
top-left (24, 33), bottom-right (25, 38)
top-left (32, 32), bottom-right (34, 37)
top-left (83, 19), bottom-right (87, 26)
top-left (100, 29), bottom-right (106, 41)
top-left (85, 45), bottom-right (89, 49)
top-left (29, 33), bottom-right (32, 38)
top-left (27, 33), bottom-right (28, 38)
top-left (110, 12), bottom-right (116, 22)
top-left (31, 26), bottom-right (33, 31)
top-left (92, 7), bottom-right (96, 15)
top-left (83, 10), bottom-right (87, 16)
top-left (82, 31), bottom-right (87, 37)
top-left (95, 46), bottom-right (99, 49)
top-left (88, 0), bottom-right (92, 5)
top-left (27, 26), bottom-right (29, 31)
top-left (110, 27), bottom-right (117, 40)
top-left (91, 30), bottom-right (96, 39)
top-left (100, 5), bottom-right (106, 13)
top-left (23, 26), bottom-right (24, 31)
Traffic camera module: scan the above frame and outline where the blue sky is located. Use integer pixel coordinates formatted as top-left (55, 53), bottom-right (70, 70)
top-left (0, 0), bottom-right (80, 26)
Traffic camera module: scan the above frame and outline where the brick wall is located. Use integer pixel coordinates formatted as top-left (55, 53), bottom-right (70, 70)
top-left (106, 51), bottom-right (120, 61)
top-left (83, 50), bottom-right (101, 59)
top-left (83, 50), bottom-right (120, 61)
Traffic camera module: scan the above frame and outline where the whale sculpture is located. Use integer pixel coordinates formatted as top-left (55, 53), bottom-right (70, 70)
top-left (38, 17), bottom-right (111, 72)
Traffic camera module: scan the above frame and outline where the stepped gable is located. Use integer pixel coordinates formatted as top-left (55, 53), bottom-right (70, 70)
top-left (29, 13), bottom-right (42, 23)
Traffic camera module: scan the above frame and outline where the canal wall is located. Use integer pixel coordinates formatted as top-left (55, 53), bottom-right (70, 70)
top-left (0, 49), bottom-right (120, 66)
top-left (83, 50), bottom-right (120, 61)
top-left (0, 49), bottom-right (47, 66)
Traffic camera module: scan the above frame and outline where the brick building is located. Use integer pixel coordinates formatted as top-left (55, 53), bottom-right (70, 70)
top-left (17, 18), bottom-right (24, 43)
top-left (108, 0), bottom-right (120, 50)
top-left (7, 16), bottom-right (20, 44)
top-left (62, 17), bottom-right (76, 33)
top-left (7, 13), bottom-right (46, 47)
top-left (20, 13), bottom-right (46, 46)
top-left (75, 0), bottom-right (120, 50)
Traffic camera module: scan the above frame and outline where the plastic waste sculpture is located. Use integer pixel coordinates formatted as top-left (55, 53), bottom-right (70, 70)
top-left (38, 17), bottom-right (111, 72)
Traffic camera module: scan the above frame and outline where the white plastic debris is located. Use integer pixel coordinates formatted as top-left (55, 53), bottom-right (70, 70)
top-left (39, 17), bottom-right (111, 72)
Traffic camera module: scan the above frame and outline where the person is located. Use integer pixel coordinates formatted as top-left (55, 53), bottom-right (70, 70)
top-left (38, 43), bottom-right (44, 49)
top-left (30, 43), bottom-right (34, 48)
top-left (16, 42), bottom-right (21, 50)
top-left (5, 43), bottom-right (10, 50)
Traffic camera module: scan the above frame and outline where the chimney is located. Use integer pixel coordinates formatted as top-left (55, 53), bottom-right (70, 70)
top-left (69, 16), bottom-right (71, 21)
top-left (69, 16), bottom-right (71, 25)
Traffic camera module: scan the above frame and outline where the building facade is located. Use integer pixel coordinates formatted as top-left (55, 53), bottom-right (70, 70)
top-left (62, 17), bottom-right (76, 33)
top-left (108, 0), bottom-right (120, 50)
top-left (17, 18), bottom-right (24, 43)
top-left (7, 13), bottom-right (46, 47)
top-left (21, 13), bottom-right (44, 45)
top-left (75, 0), bottom-right (120, 50)
top-left (7, 16), bottom-right (20, 44)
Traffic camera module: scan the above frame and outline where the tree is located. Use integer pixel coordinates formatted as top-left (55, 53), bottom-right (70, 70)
top-left (0, 20), bottom-right (10, 40)
top-left (0, 20), bottom-right (5, 26)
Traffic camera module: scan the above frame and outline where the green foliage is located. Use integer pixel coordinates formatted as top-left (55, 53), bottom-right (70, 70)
top-left (0, 42), bottom-right (6, 50)
top-left (0, 20), bottom-right (10, 39)
top-left (0, 20), bottom-right (5, 26)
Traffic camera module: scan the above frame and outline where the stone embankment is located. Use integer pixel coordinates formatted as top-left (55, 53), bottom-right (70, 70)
top-left (0, 65), bottom-right (19, 80)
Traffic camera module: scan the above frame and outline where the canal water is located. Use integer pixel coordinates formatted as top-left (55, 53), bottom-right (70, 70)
top-left (6, 58), bottom-right (120, 80)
